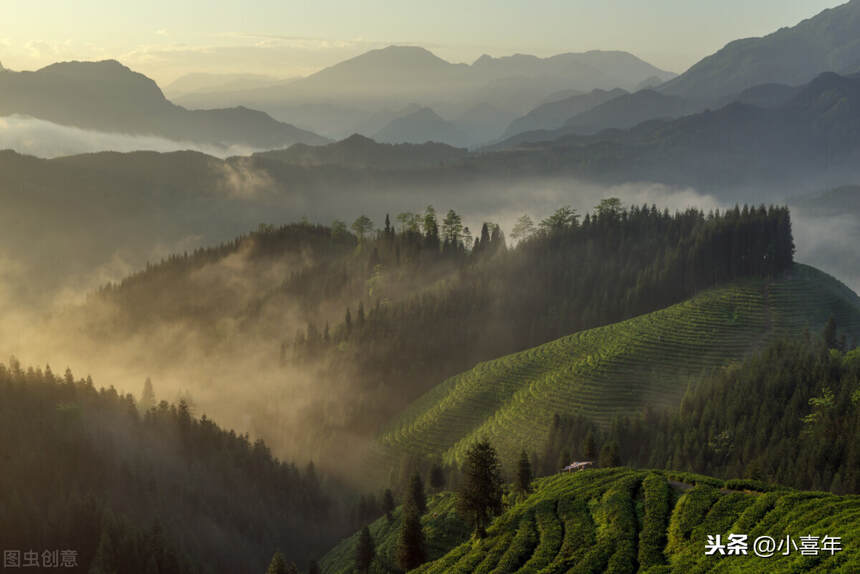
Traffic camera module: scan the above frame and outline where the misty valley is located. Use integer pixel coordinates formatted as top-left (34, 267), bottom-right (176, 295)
top-left (2, 2), bottom-right (860, 574)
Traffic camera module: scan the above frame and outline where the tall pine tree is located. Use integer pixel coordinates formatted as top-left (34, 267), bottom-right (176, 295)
top-left (407, 473), bottom-right (427, 514)
top-left (396, 502), bottom-right (426, 572)
top-left (355, 526), bottom-right (375, 574)
top-left (457, 439), bottom-right (504, 538)
top-left (516, 450), bottom-right (533, 495)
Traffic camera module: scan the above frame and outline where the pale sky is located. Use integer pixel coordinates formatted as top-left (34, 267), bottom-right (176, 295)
top-left (0, 0), bottom-right (847, 85)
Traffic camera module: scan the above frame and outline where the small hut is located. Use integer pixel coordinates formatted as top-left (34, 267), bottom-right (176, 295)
top-left (562, 461), bottom-right (593, 473)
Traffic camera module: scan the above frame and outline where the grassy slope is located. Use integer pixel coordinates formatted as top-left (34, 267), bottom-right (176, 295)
top-left (322, 469), bottom-right (860, 574)
top-left (376, 264), bottom-right (860, 467)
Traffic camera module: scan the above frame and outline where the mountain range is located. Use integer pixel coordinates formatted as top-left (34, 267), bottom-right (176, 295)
top-left (491, 71), bottom-right (860, 193)
top-left (0, 60), bottom-right (327, 149)
top-left (6, 1), bottom-right (860, 151)
top-left (499, 0), bottom-right (860, 145)
top-left (173, 46), bottom-right (675, 141)
top-left (660, 0), bottom-right (860, 103)
top-left (164, 0), bottom-right (860, 146)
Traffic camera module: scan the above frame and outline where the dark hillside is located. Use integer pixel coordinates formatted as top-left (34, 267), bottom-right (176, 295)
top-left (0, 362), bottom-right (347, 573)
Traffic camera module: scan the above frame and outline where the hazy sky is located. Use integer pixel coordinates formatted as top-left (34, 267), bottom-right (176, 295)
top-left (0, 0), bottom-right (847, 85)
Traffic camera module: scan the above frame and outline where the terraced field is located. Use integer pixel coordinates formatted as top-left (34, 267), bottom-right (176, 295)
top-left (321, 469), bottom-right (860, 573)
top-left (376, 265), bottom-right (860, 467)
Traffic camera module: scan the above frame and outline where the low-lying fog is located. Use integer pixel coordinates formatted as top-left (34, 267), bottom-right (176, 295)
top-left (0, 114), bottom-right (263, 158)
top-left (0, 136), bottom-right (856, 477)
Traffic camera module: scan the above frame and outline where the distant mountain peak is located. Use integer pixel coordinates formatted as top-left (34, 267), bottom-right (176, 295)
top-left (32, 59), bottom-right (169, 105)
top-left (41, 58), bottom-right (131, 74)
top-left (353, 45), bottom-right (449, 65)
top-left (378, 44), bottom-right (435, 54)
top-left (304, 45), bottom-right (460, 90)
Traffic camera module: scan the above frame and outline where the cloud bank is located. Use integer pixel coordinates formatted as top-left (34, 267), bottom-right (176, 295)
top-left (0, 114), bottom-right (261, 158)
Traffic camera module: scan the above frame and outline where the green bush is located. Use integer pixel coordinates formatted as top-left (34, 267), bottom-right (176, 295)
top-left (492, 514), bottom-right (538, 572)
top-left (516, 501), bottom-right (561, 573)
top-left (638, 473), bottom-right (670, 569)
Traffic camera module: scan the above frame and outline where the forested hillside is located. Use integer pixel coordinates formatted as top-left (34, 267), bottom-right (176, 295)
top-left (543, 336), bottom-right (860, 494)
top-left (85, 202), bottom-right (795, 472)
top-left (321, 469), bottom-right (859, 573)
top-left (377, 264), bottom-right (860, 475)
top-left (0, 362), bottom-right (346, 573)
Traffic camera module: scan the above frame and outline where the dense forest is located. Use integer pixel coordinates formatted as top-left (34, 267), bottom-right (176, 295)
top-left (91, 202), bottom-right (795, 470)
top-left (0, 361), bottom-right (348, 573)
top-left (541, 331), bottom-right (860, 494)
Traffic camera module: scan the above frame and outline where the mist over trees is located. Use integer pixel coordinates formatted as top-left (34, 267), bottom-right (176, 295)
top-left (0, 360), bottom-right (348, 572)
top-left (287, 202), bottom-right (795, 452)
top-left (87, 201), bottom-right (795, 478)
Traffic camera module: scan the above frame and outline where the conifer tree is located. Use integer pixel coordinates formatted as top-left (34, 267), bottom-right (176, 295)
top-left (457, 439), bottom-right (503, 538)
top-left (599, 440), bottom-right (621, 468)
top-left (407, 473), bottom-right (427, 514)
top-left (479, 222), bottom-right (491, 245)
top-left (265, 551), bottom-right (292, 574)
top-left (351, 215), bottom-right (374, 241)
top-left (396, 502), bottom-right (426, 571)
top-left (355, 526), bottom-right (375, 574)
top-left (442, 209), bottom-right (463, 245)
top-left (140, 377), bottom-right (155, 412)
top-left (382, 489), bottom-right (396, 522)
top-left (581, 430), bottom-right (597, 460)
top-left (516, 450), bottom-right (533, 495)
